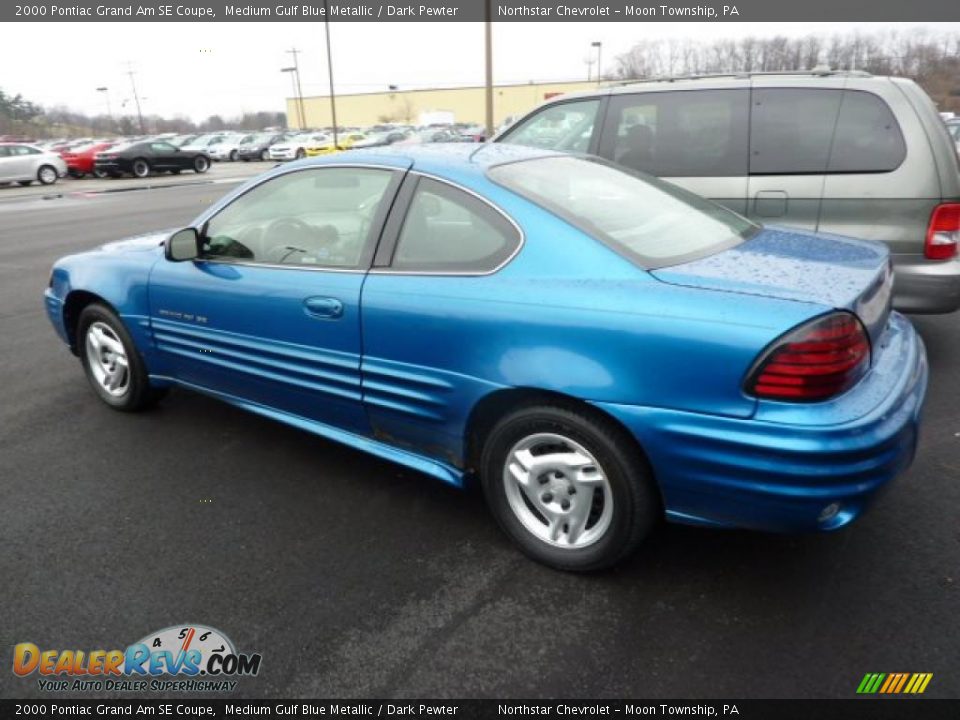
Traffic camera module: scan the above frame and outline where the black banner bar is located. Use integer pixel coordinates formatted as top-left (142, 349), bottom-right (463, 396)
top-left (3, 0), bottom-right (960, 23)
top-left (2, 700), bottom-right (959, 720)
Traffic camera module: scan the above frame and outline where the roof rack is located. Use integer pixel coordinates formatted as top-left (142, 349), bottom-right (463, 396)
top-left (608, 67), bottom-right (873, 87)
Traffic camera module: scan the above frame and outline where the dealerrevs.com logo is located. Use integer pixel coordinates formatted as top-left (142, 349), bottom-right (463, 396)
top-left (13, 624), bottom-right (262, 692)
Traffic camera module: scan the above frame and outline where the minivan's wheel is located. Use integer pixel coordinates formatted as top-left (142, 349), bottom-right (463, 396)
top-left (77, 303), bottom-right (165, 411)
top-left (260, 149), bottom-right (269, 161)
top-left (132, 159), bottom-right (150, 178)
top-left (480, 405), bottom-right (659, 572)
top-left (295, 148), bottom-right (306, 159)
top-left (38, 165), bottom-right (59, 185)
top-left (194, 155), bottom-right (210, 173)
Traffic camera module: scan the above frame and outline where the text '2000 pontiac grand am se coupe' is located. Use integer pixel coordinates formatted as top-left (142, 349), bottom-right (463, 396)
top-left (44, 144), bottom-right (928, 571)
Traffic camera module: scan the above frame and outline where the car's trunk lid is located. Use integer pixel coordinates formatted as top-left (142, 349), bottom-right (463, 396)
top-left (651, 226), bottom-right (894, 344)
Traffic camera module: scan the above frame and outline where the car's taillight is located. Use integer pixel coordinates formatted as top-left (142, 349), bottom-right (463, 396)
top-left (925, 203), bottom-right (960, 260)
top-left (746, 312), bottom-right (871, 402)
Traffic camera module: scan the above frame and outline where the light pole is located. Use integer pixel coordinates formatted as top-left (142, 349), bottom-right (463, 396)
top-left (323, 0), bottom-right (338, 147)
top-left (286, 48), bottom-right (307, 129)
top-left (484, 0), bottom-right (494, 138)
top-left (592, 41), bottom-right (603, 82)
top-left (125, 63), bottom-right (145, 134)
top-left (281, 67), bottom-right (301, 129)
top-left (96, 87), bottom-right (113, 132)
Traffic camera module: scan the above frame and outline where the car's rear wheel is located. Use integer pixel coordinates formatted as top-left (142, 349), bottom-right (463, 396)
top-left (295, 148), bottom-right (305, 159)
top-left (194, 156), bottom-right (210, 173)
top-left (78, 303), bottom-right (165, 411)
top-left (480, 405), bottom-right (659, 571)
top-left (132, 159), bottom-right (150, 178)
top-left (37, 165), bottom-right (58, 185)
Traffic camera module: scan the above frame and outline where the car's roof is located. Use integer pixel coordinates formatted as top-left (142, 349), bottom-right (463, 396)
top-left (306, 143), bottom-right (559, 174)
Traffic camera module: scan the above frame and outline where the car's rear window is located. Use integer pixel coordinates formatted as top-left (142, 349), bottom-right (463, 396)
top-left (488, 156), bottom-right (758, 268)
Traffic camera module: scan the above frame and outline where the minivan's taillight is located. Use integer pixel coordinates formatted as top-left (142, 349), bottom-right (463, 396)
top-left (746, 312), bottom-right (870, 402)
top-left (925, 203), bottom-right (960, 260)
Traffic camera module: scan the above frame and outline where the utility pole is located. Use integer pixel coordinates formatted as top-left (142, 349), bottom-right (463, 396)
top-left (96, 87), bottom-right (113, 132)
top-left (323, 0), bottom-right (338, 147)
top-left (484, 0), bottom-right (494, 139)
top-left (286, 48), bottom-right (307, 129)
top-left (592, 41), bottom-right (603, 82)
top-left (125, 62), bottom-right (145, 134)
top-left (281, 67), bottom-right (301, 128)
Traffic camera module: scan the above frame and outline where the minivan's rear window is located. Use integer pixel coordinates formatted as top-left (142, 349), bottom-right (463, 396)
top-left (750, 89), bottom-right (906, 175)
top-left (489, 156), bottom-right (758, 268)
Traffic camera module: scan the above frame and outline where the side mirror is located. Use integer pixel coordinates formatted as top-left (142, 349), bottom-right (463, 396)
top-left (165, 228), bottom-right (201, 262)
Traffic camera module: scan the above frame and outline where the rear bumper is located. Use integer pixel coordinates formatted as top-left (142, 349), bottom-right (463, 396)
top-left (597, 312), bottom-right (927, 533)
top-left (891, 254), bottom-right (960, 314)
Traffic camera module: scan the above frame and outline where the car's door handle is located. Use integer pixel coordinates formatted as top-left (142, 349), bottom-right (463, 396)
top-left (303, 296), bottom-right (344, 319)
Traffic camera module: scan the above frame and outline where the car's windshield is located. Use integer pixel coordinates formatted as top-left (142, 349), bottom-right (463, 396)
top-left (488, 155), bottom-right (759, 268)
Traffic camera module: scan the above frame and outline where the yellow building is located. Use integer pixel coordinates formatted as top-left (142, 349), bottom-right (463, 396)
top-left (287, 80), bottom-right (601, 129)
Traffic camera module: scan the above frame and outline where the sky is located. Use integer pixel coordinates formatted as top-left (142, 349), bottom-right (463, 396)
top-left (1, 21), bottom-right (955, 122)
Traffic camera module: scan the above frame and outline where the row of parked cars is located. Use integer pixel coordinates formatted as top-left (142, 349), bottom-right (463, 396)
top-left (0, 122), bottom-right (487, 187)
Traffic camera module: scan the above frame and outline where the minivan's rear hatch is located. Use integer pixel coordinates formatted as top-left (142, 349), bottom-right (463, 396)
top-left (651, 226), bottom-right (893, 345)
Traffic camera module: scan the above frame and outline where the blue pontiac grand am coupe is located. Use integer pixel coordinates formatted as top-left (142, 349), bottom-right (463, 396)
top-left (44, 144), bottom-right (928, 571)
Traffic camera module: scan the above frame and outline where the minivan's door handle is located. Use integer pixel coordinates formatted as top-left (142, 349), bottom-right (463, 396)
top-left (303, 297), bottom-right (344, 319)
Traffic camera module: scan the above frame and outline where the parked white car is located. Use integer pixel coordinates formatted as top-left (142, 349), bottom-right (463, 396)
top-left (207, 133), bottom-right (249, 162)
top-left (179, 133), bottom-right (230, 154)
top-left (268, 133), bottom-right (330, 161)
top-left (0, 143), bottom-right (68, 186)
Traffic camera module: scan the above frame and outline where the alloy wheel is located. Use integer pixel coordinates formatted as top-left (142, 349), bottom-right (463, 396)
top-left (85, 321), bottom-right (130, 397)
top-left (502, 432), bottom-right (614, 549)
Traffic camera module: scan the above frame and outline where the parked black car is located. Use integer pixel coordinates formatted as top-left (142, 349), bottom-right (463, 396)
top-left (236, 133), bottom-right (287, 161)
top-left (94, 141), bottom-right (211, 178)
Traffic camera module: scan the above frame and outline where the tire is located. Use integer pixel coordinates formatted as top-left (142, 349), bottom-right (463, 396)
top-left (193, 155), bottom-right (210, 174)
top-left (229, 150), bottom-right (238, 162)
top-left (260, 149), bottom-right (269, 161)
top-left (37, 165), bottom-right (58, 185)
top-left (295, 148), bottom-right (305, 159)
top-left (480, 404), bottom-right (660, 572)
top-left (132, 158), bottom-right (150, 178)
top-left (77, 303), bottom-right (166, 412)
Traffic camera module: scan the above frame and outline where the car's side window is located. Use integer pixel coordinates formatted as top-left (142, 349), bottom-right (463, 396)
top-left (749, 89), bottom-right (843, 175)
top-left (202, 167), bottom-right (394, 269)
top-left (499, 99), bottom-right (601, 154)
top-left (390, 177), bottom-right (521, 273)
top-left (827, 90), bottom-right (906, 173)
top-left (600, 90), bottom-right (749, 177)
top-left (0, 147), bottom-right (9, 158)
top-left (151, 142), bottom-right (177, 154)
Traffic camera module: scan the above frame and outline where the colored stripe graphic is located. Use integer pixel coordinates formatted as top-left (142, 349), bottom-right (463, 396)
top-left (857, 673), bottom-right (932, 694)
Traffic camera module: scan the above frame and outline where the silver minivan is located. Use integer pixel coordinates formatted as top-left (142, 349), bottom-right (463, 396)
top-left (494, 70), bottom-right (960, 313)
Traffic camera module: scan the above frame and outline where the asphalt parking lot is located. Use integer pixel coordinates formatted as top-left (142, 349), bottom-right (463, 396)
top-left (1, 178), bottom-right (958, 700)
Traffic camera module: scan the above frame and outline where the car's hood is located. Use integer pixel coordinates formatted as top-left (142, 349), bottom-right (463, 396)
top-left (98, 229), bottom-right (172, 254)
top-left (652, 225), bottom-right (893, 343)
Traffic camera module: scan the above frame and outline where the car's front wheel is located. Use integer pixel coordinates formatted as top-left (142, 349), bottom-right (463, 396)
top-left (481, 405), bottom-right (659, 571)
top-left (78, 303), bottom-right (165, 411)
top-left (37, 165), bottom-right (59, 185)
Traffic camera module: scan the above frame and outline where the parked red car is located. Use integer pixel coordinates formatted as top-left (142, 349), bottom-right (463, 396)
top-left (62, 142), bottom-right (115, 178)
